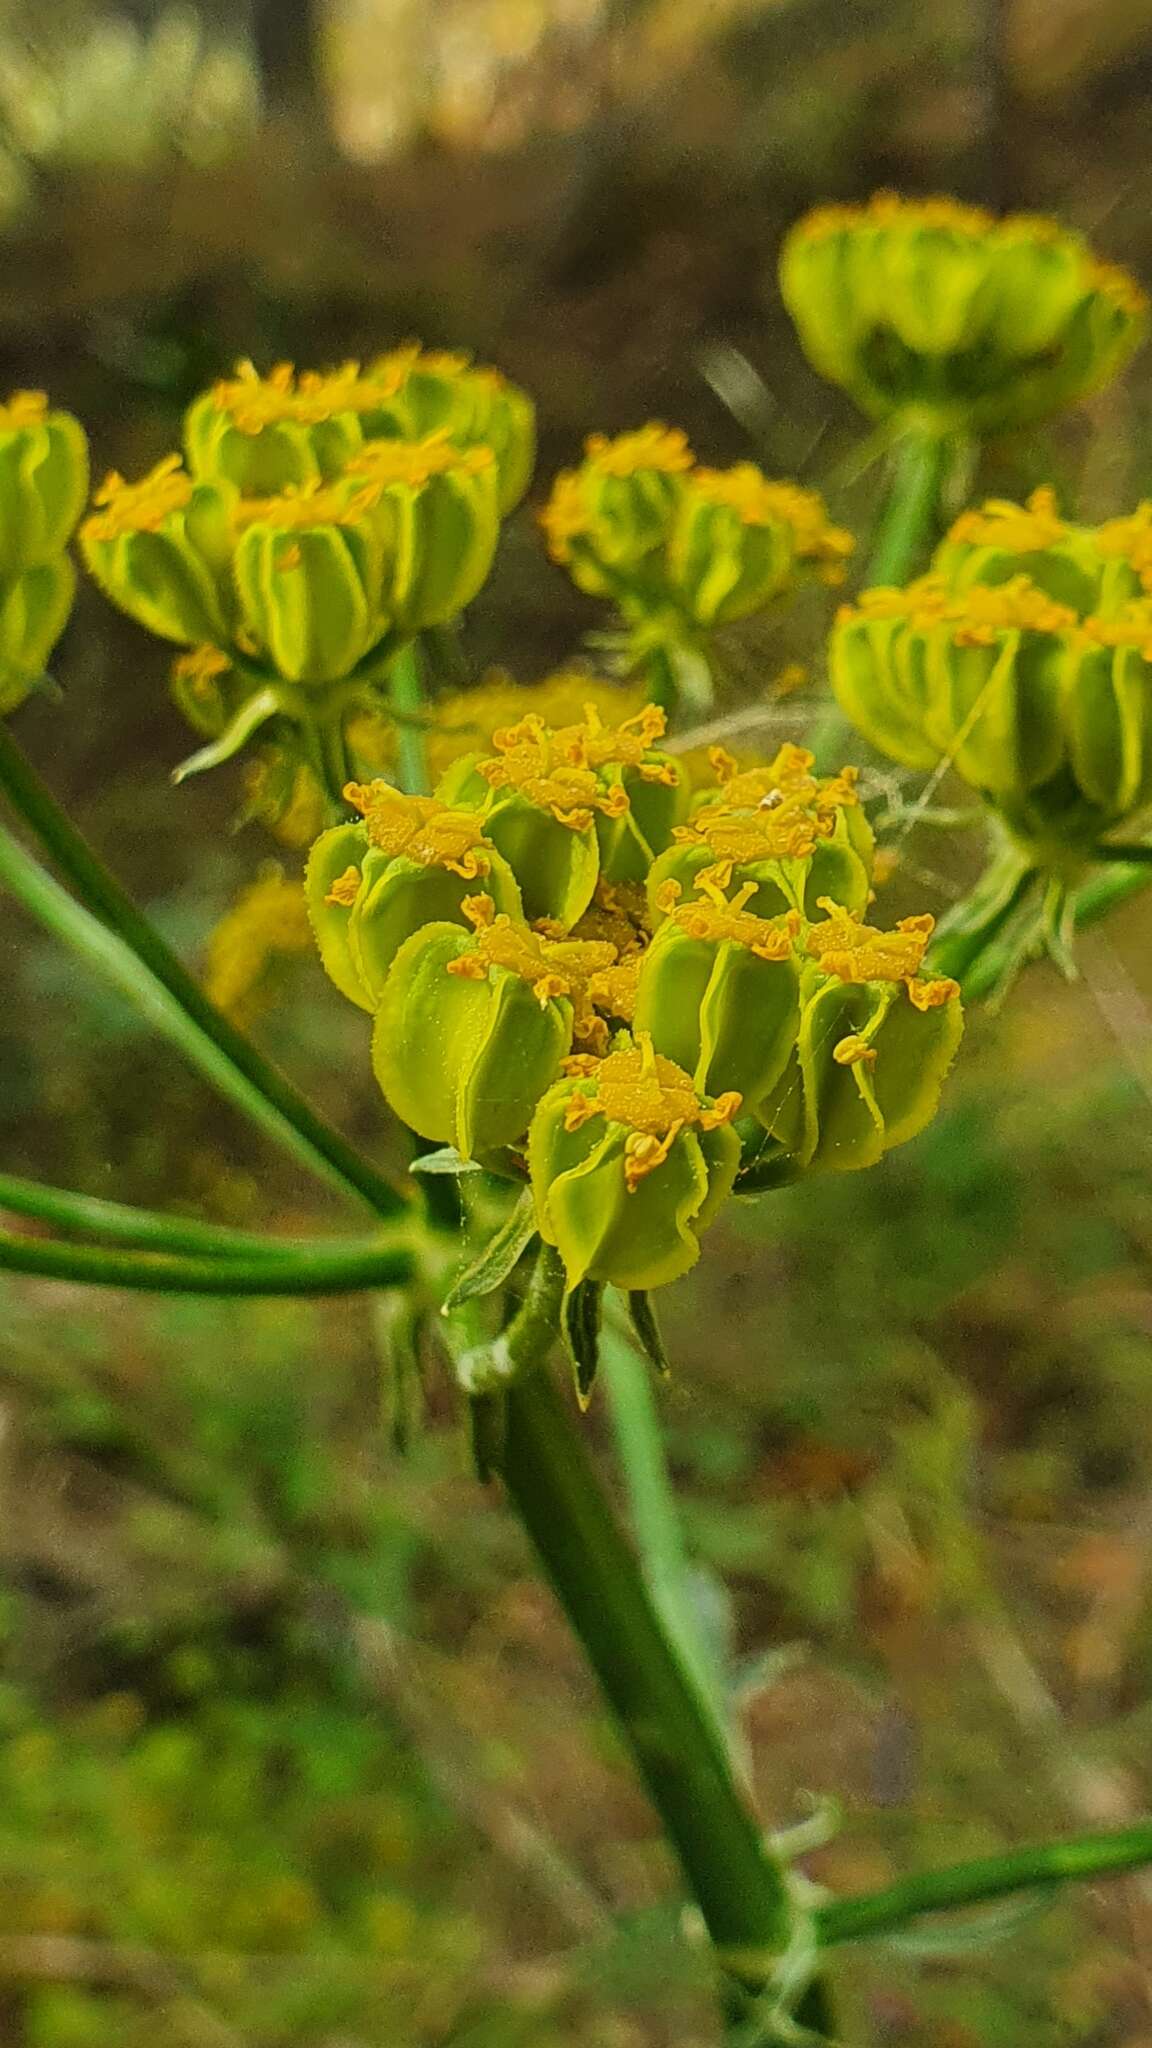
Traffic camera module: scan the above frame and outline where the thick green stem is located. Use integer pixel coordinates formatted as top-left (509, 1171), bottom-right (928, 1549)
top-left (864, 425), bottom-right (958, 589)
top-left (0, 1226), bottom-right (414, 1296)
top-left (0, 1171), bottom-right (384, 1260)
top-left (0, 726), bottom-right (406, 1219)
top-left (817, 1820), bottom-right (1152, 1949)
top-left (812, 424), bottom-right (958, 772)
top-left (499, 1260), bottom-right (834, 2037)
top-left (601, 1323), bottom-right (733, 1751)
top-left (389, 642), bottom-right (431, 795)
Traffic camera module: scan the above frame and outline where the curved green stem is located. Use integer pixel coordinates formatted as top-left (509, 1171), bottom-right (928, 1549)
top-left (817, 1820), bottom-right (1152, 1949)
top-left (0, 1226), bottom-right (414, 1296)
top-left (0, 1170), bottom-right (388, 1261)
top-left (0, 725), bottom-right (406, 1219)
top-left (389, 642), bottom-right (430, 795)
top-left (498, 1253), bottom-right (835, 2039)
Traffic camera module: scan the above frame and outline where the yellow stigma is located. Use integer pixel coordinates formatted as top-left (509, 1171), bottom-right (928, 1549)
top-left (841, 573), bottom-right (1078, 644)
top-left (674, 744), bottom-right (858, 870)
top-left (343, 782), bottom-right (493, 879)
top-left (0, 390), bottom-right (49, 431)
top-left (656, 875), bottom-right (800, 961)
top-left (478, 714), bottom-right (633, 830)
top-left (945, 487), bottom-right (1067, 555)
top-left (348, 432), bottom-right (494, 489)
top-left (84, 454), bottom-right (192, 540)
top-left (324, 864), bottom-right (362, 908)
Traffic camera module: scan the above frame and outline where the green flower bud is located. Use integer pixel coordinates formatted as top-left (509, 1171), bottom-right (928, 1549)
top-left (648, 744), bottom-right (873, 924)
top-left (634, 874), bottom-right (801, 1112)
top-left (0, 391), bottom-right (88, 582)
top-left (528, 1035), bottom-right (742, 1291)
top-left (170, 645), bottom-right (248, 740)
top-left (232, 478), bottom-right (385, 685)
top-left (760, 901), bottom-right (963, 1172)
top-left (539, 424), bottom-right (696, 600)
top-left (780, 194), bottom-right (1146, 432)
top-left (184, 360), bottom-right (363, 493)
top-left (666, 469), bottom-right (852, 626)
top-left (372, 897), bottom-right (618, 1155)
top-left (306, 784), bottom-right (522, 1013)
top-left (435, 720), bottom-right (609, 929)
top-left (81, 457), bottom-right (236, 647)
top-left (346, 436), bottom-right (501, 631)
top-left (0, 558), bottom-right (76, 713)
top-left (354, 346), bottom-right (536, 514)
top-left (832, 567), bottom-right (1152, 849)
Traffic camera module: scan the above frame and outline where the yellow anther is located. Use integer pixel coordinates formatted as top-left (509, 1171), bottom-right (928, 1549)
top-left (0, 391), bottom-right (48, 430)
top-left (945, 486), bottom-right (1066, 555)
top-left (832, 1034), bottom-right (878, 1067)
top-left (347, 433), bottom-right (494, 489)
top-left (806, 898), bottom-right (936, 987)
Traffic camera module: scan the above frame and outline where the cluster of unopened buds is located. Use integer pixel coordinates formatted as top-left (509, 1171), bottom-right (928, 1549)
top-left (307, 705), bottom-right (963, 1322)
top-left (540, 424), bottom-right (853, 705)
top-left (0, 393), bottom-right (88, 714)
top-left (78, 348), bottom-right (535, 785)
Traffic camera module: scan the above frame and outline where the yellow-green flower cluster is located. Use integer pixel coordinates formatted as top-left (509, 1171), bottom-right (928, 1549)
top-left (832, 486), bottom-right (1152, 857)
top-left (780, 193), bottom-right (1146, 432)
top-left (80, 350), bottom-right (534, 766)
top-left (307, 709), bottom-right (963, 1295)
top-left (0, 391), bottom-right (88, 713)
top-left (540, 423), bottom-right (852, 667)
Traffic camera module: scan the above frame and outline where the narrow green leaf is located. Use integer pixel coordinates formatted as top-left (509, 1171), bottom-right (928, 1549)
top-left (442, 1188), bottom-right (539, 1312)
top-left (563, 1279), bottom-right (604, 1409)
top-left (170, 684), bottom-right (284, 782)
top-left (627, 1289), bottom-right (671, 1375)
top-left (410, 1146), bottom-right (484, 1177)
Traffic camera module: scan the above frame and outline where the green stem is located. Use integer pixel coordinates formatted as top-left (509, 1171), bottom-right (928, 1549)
top-left (864, 425), bottom-right (958, 589)
top-left (817, 1820), bottom-right (1152, 1949)
top-left (811, 424), bottom-right (958, 773)
top-left (0, 1170), bottom-right (389, 1261)
top-left (499, 1256), bottom-right (834, 2037)
top-left (1090, 842), bottom-right (1152, 863)
top-left (601, 1323), bottom-right (733, 1751)
top-left (0, 725), bottom-right (406, 1219)
top-left (0, 1227), bottom-right (414, 1296)
top-left (389, 642), bottom-right (430, 795)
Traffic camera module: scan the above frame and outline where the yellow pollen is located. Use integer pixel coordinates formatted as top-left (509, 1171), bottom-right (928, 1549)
top-left (687, 468), bottom-right (854, 579)
top-left (324, 865), bottom-right (362, 908)
top-left (448, 899), bottom-right (616, 1035)
top-left (208, 358), bottom-right (364, 433)
top-left (84, 454), bottom-right (192, 539)
top-left (559, 1037), bottom-right (740, 1186)
top-left (583, 423), bottom-right (695, 479)
top-left (908, 975), bottom-right (960, 1011)
top-left (343, 782), bottom-right (493, 879)
top-left (841, 572), bottom-right (1078, 644)
top-left (478, 714), bottom-right (635, 830)
top-left (234, 476), bottom-right (379, 531)
top-left (945, 486), bottom-right (1066, 555)
top-left (806, 898), bottom-right (936, 986)
top-left (348, 432), bottom-right (494, 489)
top-left (662, 874), bottom-right (800, 960)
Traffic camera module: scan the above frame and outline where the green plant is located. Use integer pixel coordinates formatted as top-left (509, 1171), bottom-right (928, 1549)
top-left (3, 194), bottom-right (1152, 2045)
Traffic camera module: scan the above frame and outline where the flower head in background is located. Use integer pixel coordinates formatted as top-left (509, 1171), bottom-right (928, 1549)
top-left (780, 193), bottom-right (1146, 432)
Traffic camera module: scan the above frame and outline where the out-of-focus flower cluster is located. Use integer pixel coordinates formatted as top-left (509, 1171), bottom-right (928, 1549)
top-left (540, 424), bottom-right (852, 705)
top-left (833, 487), bottom-right (1152, 863)
top-left (0, 391), bottom-right (87, 713)
top-left (80, 348), bottom-right (535, 779)
top-left (308, 707), bottom-right (963, 1295)
top-left (780, 193), bottom-right (1147, 433)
